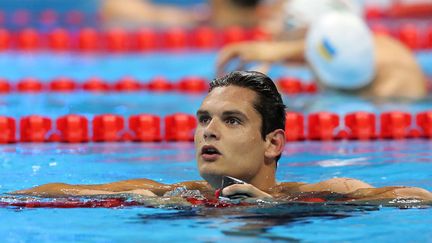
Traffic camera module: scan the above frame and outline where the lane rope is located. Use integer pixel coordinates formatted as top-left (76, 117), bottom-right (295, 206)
top-left (0, 111), bottom-right (432, 143)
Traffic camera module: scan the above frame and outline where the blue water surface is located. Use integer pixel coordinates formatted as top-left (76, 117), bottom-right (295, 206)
top-left (1, 140), bottom-right (432, 242)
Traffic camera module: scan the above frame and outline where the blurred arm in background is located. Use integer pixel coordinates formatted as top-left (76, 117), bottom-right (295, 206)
top-left (100, 0), bottom-right (283, 28)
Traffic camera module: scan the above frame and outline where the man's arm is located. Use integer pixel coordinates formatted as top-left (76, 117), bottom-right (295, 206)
top-left (216, 40), bottom-right (306, 75)
top-left (298, 178), bottom-right (432, 202)
top-left (9, 179), bottom-right (173, 197)
top-left (298, 178), bottom-right (373, 194)
top-left (361, 34), bottom-right (427, 99)
top-left (346, 187), bottom-right (432, 202)
top-left (222, 177), bottom-right (432, 202)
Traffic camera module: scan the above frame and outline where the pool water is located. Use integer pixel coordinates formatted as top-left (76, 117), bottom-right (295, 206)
top-left (0, 51), bottom-right (432, 242)
top-left (1, 140), bottom-right (432, 242)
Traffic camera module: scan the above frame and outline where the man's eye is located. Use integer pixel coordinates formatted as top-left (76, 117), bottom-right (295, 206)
top-left (225, 117), bottom-right (241, 125)
top-left (198, 116), bottom-right (211, 124)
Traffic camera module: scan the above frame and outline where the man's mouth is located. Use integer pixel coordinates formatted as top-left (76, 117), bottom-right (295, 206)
top-left (201, 145), bottom-right (221, 161)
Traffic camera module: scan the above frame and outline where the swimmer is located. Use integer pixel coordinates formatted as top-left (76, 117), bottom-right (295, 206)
top-left (100, 0), bottom-right (283, 28)
top-left (216, 9), bottom-right (427, 99)
top-left (10, 71), bottom-right (432, 203)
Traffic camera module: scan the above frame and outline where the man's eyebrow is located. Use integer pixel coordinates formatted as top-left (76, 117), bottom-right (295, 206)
top-left (222, 110), bottom-right (248, 121)
top-left (196, 110), bottom-right (209, 116)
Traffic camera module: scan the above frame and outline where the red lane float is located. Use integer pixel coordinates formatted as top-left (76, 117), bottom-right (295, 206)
top-left (177, 76), bottom-right (208, 93)
top-left (365, 5), bottom-right (386, 19)
top-left (165, 113), bottom-right (196, 141)
top-left (113, 76), bottom-right (142, 91)
top-left (426, 27), bottom-right (432, 49)
top-left (285, 112), bottom-right (304, 141)
top-left (57, 115), bottom-right (89, 143)
top-left (380, 111), bottom-right (412, 139)
top-left (192, 26), bottom-right (217, 49)
top-left (1, 22), bottom-right (432, 52)
top-left (104, 29), bottom-right (130, 52)
top-left (0, 29), bottom-right (11, 51)
top-left (20, 115), bottom-right (52, 142)
top-left (0, 26), bottom-right (270, 52)
top-left (0, 116), bottom-right (16, 143)
top-left (48, 28), bottom-right (71, 51)
top-left (345, 112), bottom-right (376, 140)
top-left (133, 28), bottom-right (158, 51)
top-left (0, 76), bottom-right (210, 93)
top-left (307, 112), bottom-right (340, 140)
top-left (398, 24), bottom-right (420, 49)
top-left (17, 28), bottom-right (40, 51)
top-left (389, 1), bottom-right (432, 18)
top-left (129, 114), bottom-right (161, 142)
top-left (77, 28), bottom-right (99, 52)
top-left (17, 78), bottom-right (44, 92)
top-left (222, 26), bottom-right (247, 45)
top-left (416, 111), bottom-right (432, 138)
top-left (163, 28), bottom-right (188, 49)
top-left (82, 77), bottom-right (110, 92)
top-left (147, 76), bottom-right (174, 91)
top-left (277, 77), bottom-right (318, 94)
top-left (278, 77), bottom-right (302, 94)
top-left (93, 114), bottom-right (125, 142)
top-left (0, 78), bottom-right (11, 93)
top-left (1, 111), bottom-right (432, 143)
top-left (49, 77), bottom-right (77, 92)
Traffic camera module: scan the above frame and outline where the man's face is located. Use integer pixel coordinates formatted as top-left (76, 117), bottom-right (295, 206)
top-left (194, 85), bottom-right (267, 188)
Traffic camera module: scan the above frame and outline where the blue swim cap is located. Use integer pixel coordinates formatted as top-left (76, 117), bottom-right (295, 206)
top-left (305, 12), bottom-right (375, 90)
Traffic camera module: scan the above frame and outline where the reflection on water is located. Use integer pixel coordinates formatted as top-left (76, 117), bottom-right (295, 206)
top-left (135, 202), bottom-right (379, 241)
top-left (1, 193), bottom-right (430, 241)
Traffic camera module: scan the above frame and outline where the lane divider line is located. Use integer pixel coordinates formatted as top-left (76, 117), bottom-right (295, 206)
top-left (0, 111), bottom-right (431, 143)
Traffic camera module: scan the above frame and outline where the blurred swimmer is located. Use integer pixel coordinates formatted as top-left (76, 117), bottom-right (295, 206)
top-left (216, 11), bottom-right (427, 99)
top-left (100, 0), bottom-right (283, 28)
top-left (11, 71), bottom-right (432, 202)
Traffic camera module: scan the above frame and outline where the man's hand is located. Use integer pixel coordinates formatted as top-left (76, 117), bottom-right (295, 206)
top-left (221, 183), bottom-right (272, 199)
top-left (216, 40), bottom-right (306, 76)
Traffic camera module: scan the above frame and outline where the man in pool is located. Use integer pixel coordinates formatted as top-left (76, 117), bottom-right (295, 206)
top-left (11, 71), bottom-right (432, 202)
top-left (216, 9), bottom-right (428, 100)
top-left (101, 0), bottom-right (283, 29)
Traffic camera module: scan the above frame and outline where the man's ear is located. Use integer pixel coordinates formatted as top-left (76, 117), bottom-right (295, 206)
top-left (264, 129), bottom-right (286, 162)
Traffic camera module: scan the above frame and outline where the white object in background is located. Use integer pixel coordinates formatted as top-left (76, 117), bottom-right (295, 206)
top-left (305, 12), bottom-right (375, 90)
top-left (283, 0), bottom-right (362, 31)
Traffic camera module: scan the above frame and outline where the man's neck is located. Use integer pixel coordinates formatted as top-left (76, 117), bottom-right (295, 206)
top-left (248, 164), bottom-right (277, 192)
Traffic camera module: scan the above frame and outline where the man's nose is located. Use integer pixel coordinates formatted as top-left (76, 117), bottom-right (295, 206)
top-left (203, 119), bottom-right (221, 140)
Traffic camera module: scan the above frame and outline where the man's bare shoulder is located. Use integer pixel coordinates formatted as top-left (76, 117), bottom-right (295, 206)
top-left (278, 178), bottom-right (432, 202)
top-left (297, 178), bottom-right (373, 194)
top-left (269, 178), bottom-right (371, 194)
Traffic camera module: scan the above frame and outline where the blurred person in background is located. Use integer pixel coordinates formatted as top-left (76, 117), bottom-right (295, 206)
top-left (100, 0), bottom-right (284, 29)
top-left (216, 0), bottom-right (427, 100)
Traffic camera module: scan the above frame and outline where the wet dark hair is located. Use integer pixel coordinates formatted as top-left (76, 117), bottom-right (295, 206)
top-left (209, 71), bottom-right (286, 162)
top-left (230, 0), bottom-right (262, 8)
